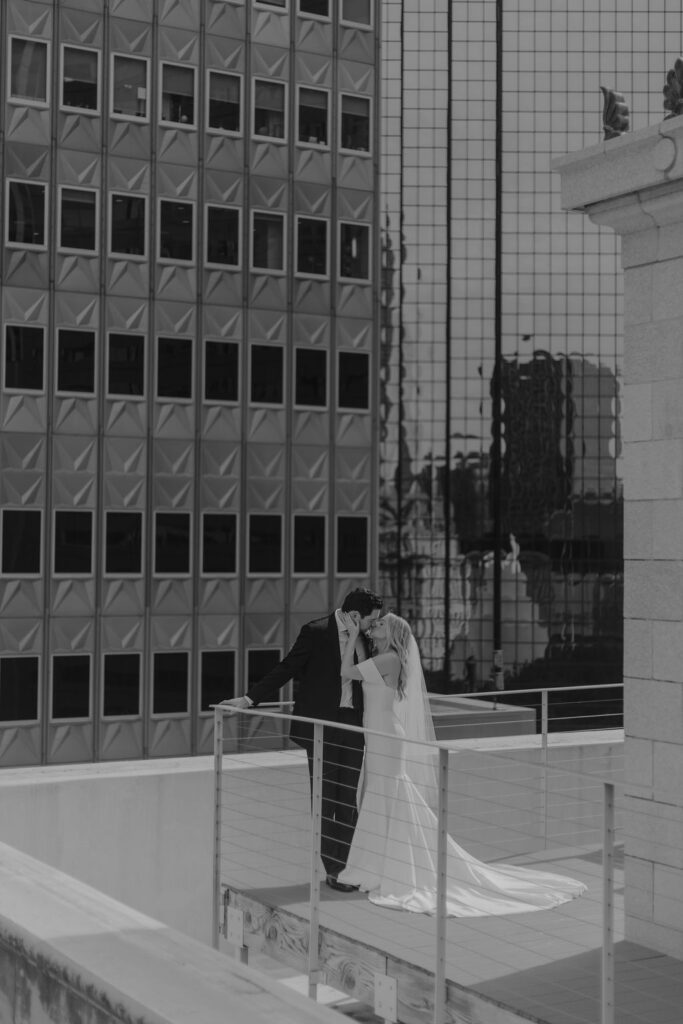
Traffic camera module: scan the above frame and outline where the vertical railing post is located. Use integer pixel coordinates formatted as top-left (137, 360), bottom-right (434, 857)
top-left (602, 781), bottom-right (615, 1024)
top-left (308, 721), bottom-right (324, 999)
top-left (541, 689), bottom-right (549, 847)
top-left (434, 746), bottom-right (449, 1024)
top-left (211, 705), bottom-right (224, 950)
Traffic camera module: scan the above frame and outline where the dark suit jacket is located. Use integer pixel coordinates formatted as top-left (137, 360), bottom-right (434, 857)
top-left (246, 613), bottom-right (364, 747)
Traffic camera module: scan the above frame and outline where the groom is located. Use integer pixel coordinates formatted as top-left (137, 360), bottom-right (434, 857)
top-left (223, 587), bottom-right (383, 890)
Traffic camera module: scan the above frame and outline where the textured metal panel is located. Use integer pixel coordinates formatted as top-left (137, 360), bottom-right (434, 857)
top-left (204, 170), bottom-right (242, 205)
top-left (50, 616), bottom-right (94, 653)
top-left (292, 446), bottom-right (328, 481)
top-left (204, 271), bottom-right (242, 308)
top-left (205, 0), bottom-right (246, 40)
top-left (110, 0), bottom-right (154, 23)
top-left (107, 260), bottom-right (150, 298)
top-left (203, 304), bottom-right (242, 340)
top-left (102, 476), bottom-right (145, 508)
top-left (294, 181), bottom-right (331, 216)
top-left (338, 28), bottom-right (375, 66)
top-left (247, 479), bottom-right (284, 510)
top-left (108, 159), bottom-right (150, 192)
top-left (336, 317), bottom-right (371, 350)
top-left (0, 441), bottom-right (46, 504)
top-left (291, 477), bottom-right (328, 511)
top-left (338, 60), bottom-right (374, 94)
top-left (157, 162), bottom-right (198, 198)
top-left (47, 723), bottom-right (94, 764)
top-left (100, 720), bottom-right (144, 761)
top-left (157, 27), bottom-right (200, 62)
top-left (335, 412), bottom-right (372, 447)
top-left (150, 579), bottom-right (193, 614)
top-left (150, 615), bottom-right (192, 649)
top-left (244, 579), bottom-right (285, 614)
top-left (104, 401), bottom-right (148, 437)
top-left (0, 581), bottom-right (43, 618)
top-left (52, 435), bottom-right (97, 479)
top-left (59, 7), bottom-right (104, 44)
top-left (157, 0), bottom-right (199, 31)
top-left (336, 282), bottom-right (373, 319)
top-left (155, 266), bottom-right (198, 305)
top-left (195, 716), bottom-right (215, 756)
top-left (102, 579), bottom-right (145, 615)
top-left (57, 150), bottom-right (101, 186)
top-left (53, 397), bottom-right (99, 437)
top-left (292, 313), bottom-right (329, 346)
top-left (5, 107), bottom-right (51, 146)
top-left (0, 617), bottom-right (42, 653)
top-left (105, 296), bottom-right (149, 332)
top-left (246, 443), bottom-right (284, 480)
top-left (4, 144), bottom-right (50, 178)
top-left (57, 113), bottom-right (102, 153)
top-left (7, 2), bottom-right (53, 35)
top-left (290, 579), bottom-right (329, 615)
top-left (51, 580), bottom-right (96, 616)
top-left (3, 286), bottom-right (48, 324)
top-left (334, 483), bottom-right (371, 514)
top-left (109, 16), bottom-right (152, 54)
top-left (157, 128), bottom-right (199, 170)
top-left (205, 135), bottom-right (244, 172)
top-left (3, 252), bottom-right (50, 291)
top-left (249, 308), bottom-right (285, 343)
top-left (205, 34), bottom-right (244, 70)
top-left (198, 614), bottom-right (239, 649)
top-left (295, 51), bottom-right (333, 87)
top-left (250, 142), bottom-right (288, 181)
top-left (103, 436), bottom-right (147, 479)
top-left (293, 279), bottom-right (331, 315)
top-left (295, 15), bottom-right (333, 55)
top-left (337, 188), bottom-right (373, 222)
top-left (248, 274), bottom-right (288, 311)
top-left (291, 411), bottom-right (330, 447)
top-left (243, 613), bottom-right (283, 646)
top-left (250, 176), bottom-right (287, 211)
top-left (337, 154), bottom-right (374, 191)
top-left (200, 405), bottom-right (242, 442)
top-left (148, 716), bottom-right (192, 758)
top-left (101, 616), bottom-right (144, 650)
top-left (246, 408), bottom-right (286, 444)
top-left (293, 147), bottom-right (332, 185)
top-left (251, 12), bottom-right (290, 51)
top-left (56, 257), bottom-right (101, 296)
top-left (152, 402), bottom-right (195, 439)
top-left (198, 578), bottom-right (241, 614)
top-left (0, 727), bottom-right (42, 767)
top-left (109, 122), bottom-right (151, 160)
top-left (0, 394), bottom-right (48, 434)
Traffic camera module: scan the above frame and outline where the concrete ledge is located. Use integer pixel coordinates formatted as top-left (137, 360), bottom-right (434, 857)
top-left (0, 841), bottom-right (345, 1024)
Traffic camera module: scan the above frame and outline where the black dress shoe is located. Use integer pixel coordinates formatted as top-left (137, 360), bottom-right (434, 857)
top-left (325, 875), bottom-right (359, 892)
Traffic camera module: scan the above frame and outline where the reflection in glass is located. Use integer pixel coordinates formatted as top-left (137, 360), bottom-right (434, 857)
top-left (295, 348), bottom-right (327, 407)
top-left (341, 94), bottom-right (370, 151)
top-left (111, 195), bottom-right (146, 256)
top-left (252, 212), bottom-right (284, 271)
top-left (103, 653), bottom-right (141, 717)
top-left (294, 515), bottom-right (325, 574)
top-left (108, 334), bottom-right (144, 397)
top-left (338, 351), bottom-right (369, 409)
top-left (201, 651), bottom-right (235, 710)
top-left (161, 63), bottom-right (194, 124)
top-left (153, 652), bottom-right (188, 714)
top-left (52, 655), bottom-right (90, 720)
top-left (208, 72), bottom-right (240, 132)
top-left (113, 55), bottom-right (147, 117)
top-left (105, 511), bottom-right (143, 575)
top-left (298, 88), bottom-right (328, 144)
top-left (62, 46), bottom-right (98, 110)
top-left (247, 649), bottom-right (281, 687)
top-left (54, 510), bottom-right (92, 575)
top-left (251, 344), bottom-right (283, 404)
top-left (254, 80), bottom-right (285, 138)
top-left (340, 223), bottom-right (370, 279)
top-left (157, 336), bottom-right (192, 399)
top-left (5, 326), bottom-right (44, 390)
top-left (11, 39), bottom-right (48, 102)
top-left (2, 509), bottom-right (41, 575)
top-left (205, 341), bottom-right (238, 402)
top-left (60, 189), bottom-right (96, 251)
top-left (337, 516), bottom-right (368, 574)
top-left (57, 330), bottom-right (95, 394)
top-left (0, 657), bottom-right (39, 723)
top-left (297, 217), bottom-right (327, 276)
top-left (202, 513), bottom-right (237, 575)
top-left (159, 201), bottom-right (193, 261)
top-left (207, 206), bottom-right (239, 266)
top-left (8, 181), bottom-right (46, 246)
top-left (248, 514), bottom-right (282, 575)
top-left (155, 512), bottom-right (190, 575)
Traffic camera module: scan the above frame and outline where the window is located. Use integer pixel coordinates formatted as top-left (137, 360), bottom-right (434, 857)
top-left (112, 54), bottom-right (148, 119)
top-left (54, 510), bottom-right (93, 576)
top-left (202, 513), bottom-right (237, 575)
top-left (293, 515), bottom-right (326, 575)
top-left (253, 80), bottom-right (286, 139)
top-left (251, 344), bottom-right (284, 405)
top-left (341, 0), bottom-right (372, 25)
top-left (299, 0), bottom-right (329, 16)
top-left (206, 206), bottom-right (239, 267)
top-left (207, 71), bottom-right (240, 133)
top-left (205, 341), bottom-right (238, 403)
top-left (155, 512), bottom-right (191, 575)
top-left (201, 650), bottom-right (235, 711)
top-left (108, 333), bottom-right (145, 397)
top-left (7, 180), bottom-right (46, 247)
top-left (153, 652), bottom-right (188, 715)
top-left (2, 509), bottom-right (41, 575)
top-left (295, 348), bottom-right (327, 407)
top-left (4, 326), bottom-right (44, 391)
top-left (161, 63), bottom-right (195, 125)
top-left (105, 511), bottom-right (143, 575)
top-left (298, 88), bottom-right (328, 145)
top-left (52, 654), bottom-right (90, 720)
top-left (248, 514), bottom-right (282, 575)
top-left (340, 222), bottom-right (370, 280)
top-left (247, 649), bottom-right (281, 688)
top-left (62, 45), bottom-right (99, 111)
top-left (57, 330), bottom-right (96, 395)
top-left (59, 188), bottom-right (97, 252)
top-left (296, 217), bottom-right (328, 277)
top-left (252, 212), bottom-right (284, 272)
top-left (340, 94), bottom-right (370, 152)
top-left (0, 657), bottom-right (39, 723)
top-left (10, 37), bottom-right (48, 104)
top-left (338, 350), bottom-right (370, 409)
top-left (103, 653), bottom-right (141, 717)
top-left (157, 336), bottom-right (193, 400)
top-left (159, 200), bottom-right (194, 262)
top-left (336, 516), bottom-right (368, 575)
top-left (111, 194), bottom-right (146, 257)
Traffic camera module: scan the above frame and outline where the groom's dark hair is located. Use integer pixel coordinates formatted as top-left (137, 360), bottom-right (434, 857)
top-left (341, 587), bottom-right (383, 617)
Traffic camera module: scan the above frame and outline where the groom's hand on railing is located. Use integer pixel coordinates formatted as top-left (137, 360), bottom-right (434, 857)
top-left (219, 696), bottom-right (252, 710)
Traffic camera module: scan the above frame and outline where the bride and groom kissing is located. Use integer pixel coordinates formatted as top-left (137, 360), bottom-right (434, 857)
top-left (223, 588), bottom-right (586, 916)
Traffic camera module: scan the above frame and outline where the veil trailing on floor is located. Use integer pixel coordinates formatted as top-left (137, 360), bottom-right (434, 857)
top-left (393, 636), bottom-right (439, 811)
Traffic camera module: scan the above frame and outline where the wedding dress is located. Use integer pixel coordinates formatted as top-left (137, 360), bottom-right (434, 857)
top-left (337, 648), bottom-right (587, 916)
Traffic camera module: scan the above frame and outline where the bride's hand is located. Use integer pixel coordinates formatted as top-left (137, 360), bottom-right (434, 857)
top-left (341, 611), bottom-right (361, 638)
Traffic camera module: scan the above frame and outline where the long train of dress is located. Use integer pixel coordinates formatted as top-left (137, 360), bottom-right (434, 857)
top-left (337, 659), bottom-right (587, 916)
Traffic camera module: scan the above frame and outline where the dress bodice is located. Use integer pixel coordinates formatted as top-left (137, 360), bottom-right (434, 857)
top-left (356, 657), bottom-right (400, 734)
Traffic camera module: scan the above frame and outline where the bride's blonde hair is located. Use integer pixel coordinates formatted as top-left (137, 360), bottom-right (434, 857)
top-left (382, 612), bottom-right (413, 700)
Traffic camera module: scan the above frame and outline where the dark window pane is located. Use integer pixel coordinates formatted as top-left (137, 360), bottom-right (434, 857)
top-left (112, 55), bottom-right (147, 117)
top-left (2, 510), bottom-right (41, 574)
top-left (108, 334), bottom-right (145, 397)
top-left (341, 95), bottom-right (370, 151)
top-left (338, 351), bottom-right (369, 409)
top-left (337, 516), bottom-right (368, 574)
top-left (8, 181), bottom-right (46, 246)
top-left (341, 0), bottom-right (371, 24)
top-left (60, 188), bottom-right (96, 250)
top-left (295, 348), bottom-right (326, 407)
top-left (297, 218), bottom-right (327, 276)
top-left (205, 341), bottom-right (238, 402)
top-left (11, 39), bottom-right (48, 102)
top-left (160, 201), bottom-right (193, 261)
top-left (106, 512), bottom-right (142, 575)
top-left (207, 207), bottom-right (239, 266)
top-left (153, 652), bottom-right (188, 714)
top-left (111, 195), bottom-right (146, 256)
top-left (103, 653), bottom-right (140, 717)
top-left (0, 657), bottom-right (39, 722)
top-left (155, 512), bottom-right (190, 574)
top-left (63, 46), bottom-right (98, 110)
top-left (54, 510), bottom-right (92, 575)
top-left (252, 213), bottom-right (284, 271)
top-left (249, 515), bottom-right (282, 574)
top-left (208, 72), bottom-right (240, 132)
top-left (57, 330), bottom-right (95, 394)
top-left (254, 80), bottom-right (285, 138)
top-left (340, 223), bottom-right (370, 279)
top-left (298, 87), bottom-right (327, 144)
top-left (294, 516), bottom-right (325, 574)
top-left (251, 345), bottom-right (283, 404)
top-left (201, 650), bottom-right (235, 710)
top-left (300, 0), bottom-right (329, 16)
top-left (157, 336), bottom-right (192, 399)
top-left (5, 326), bottom-right (44, 390)
top-left (247, 649), bottom-right (281, 687)
top-left (161, 64), bottom-right (194, 124)
top-left (52, 654), bottom-right (90, 719)
top-left (202, 513), bottom-right (237, 574)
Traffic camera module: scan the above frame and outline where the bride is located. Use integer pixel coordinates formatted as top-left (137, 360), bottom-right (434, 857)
top-left (335, 612), bottom-right (587, 916)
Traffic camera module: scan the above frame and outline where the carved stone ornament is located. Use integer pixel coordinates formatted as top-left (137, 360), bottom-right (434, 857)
top-left (663, 57), bottom-right (683, 118)
top-left (600, 86), bottom-right (629, 139)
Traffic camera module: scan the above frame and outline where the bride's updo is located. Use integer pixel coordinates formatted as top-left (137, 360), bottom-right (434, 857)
top-left (382, 612), bottom-right (413, 700)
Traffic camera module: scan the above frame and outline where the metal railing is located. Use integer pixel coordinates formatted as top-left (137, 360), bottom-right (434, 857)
top-left (211, 686), bottom-right (626, 1024)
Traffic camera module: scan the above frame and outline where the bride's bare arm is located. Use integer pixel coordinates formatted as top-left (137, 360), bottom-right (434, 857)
top-left (373, 652), bottom-right (401, 689)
